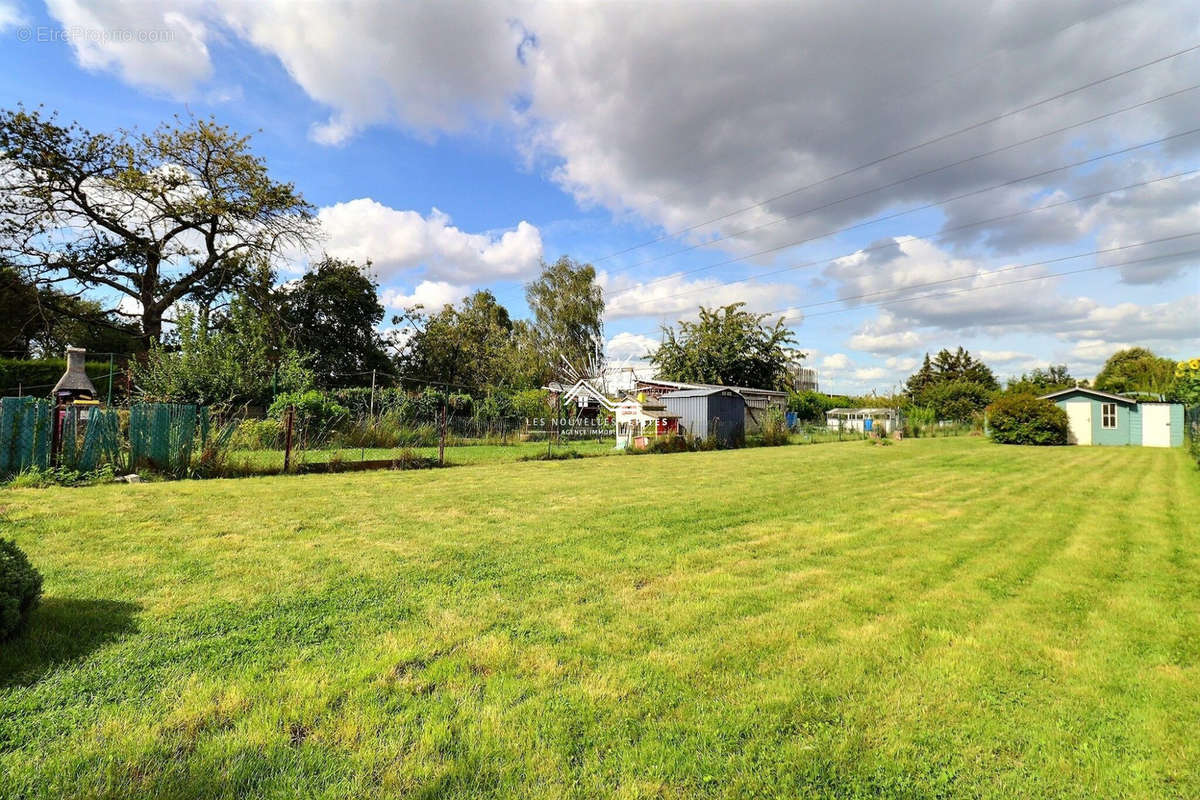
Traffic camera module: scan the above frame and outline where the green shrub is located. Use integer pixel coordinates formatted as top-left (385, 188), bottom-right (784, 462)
top-left (986, 394), bottom-right (1068, 446)
top-left (759, 408), bottom-right (790, 446)
top-left (230, 419), bottom-right (284, 450)
top-left (268, 391), bottom-right (349, 432)
top-left (0, 538), bottom-right (43, 640)
top-left (4, 465), bottom-right (115, 488)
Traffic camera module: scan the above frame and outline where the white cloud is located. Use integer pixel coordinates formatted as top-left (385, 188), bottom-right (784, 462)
top-left (316, 199), bottom-right (543, 283)
top-left (606, 332), bottom-right (659, 361)
top-left (979, 350), bottom-right (1036, 363)
top-left (821, 353), bottom-right (852, 370)
top-left (601, 271), bottom-right (800, 321)
top-left (45, 0), bottom-right (212, 95)
top-left (0, 1), bottom-right (24, 30)
top-left (847, 313), bottom-right (926, 355)
top-left (380, 280), bottom-right (470, 312)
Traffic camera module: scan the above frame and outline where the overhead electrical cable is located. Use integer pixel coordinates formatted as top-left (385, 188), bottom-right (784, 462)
top-left (602, 131), bottom-right (1200, 305)
top-left (609, 83), bottom-right (1200, 273)
top-left (607, 167), bottom-right (1200, 311)
top-left (592, 41), bottom-right (1200, 263)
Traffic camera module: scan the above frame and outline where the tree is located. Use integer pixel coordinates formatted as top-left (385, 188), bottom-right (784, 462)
top-left (649, 303), bottom-right (798, 389)
top-left (398, 290), bottom-right (522, 390)
top-left (1094, 348), bottom-right (1177, 396)
top-left (1169, 358), bottom-right (1200, 405)
top-left (524, 256), bottom-right (604, 382)
top-left (0, 108), bottom-right (317, 344)
top-left (280, 256), bottom-right (392, 387)
top-left (133, 295), bottom-right (311, 407)
top-left (905, 347), bottom-right (998, 421)
top-left (904, 354), bottom-right (938, 400)
top-left (2, 261), bottom-right (143, 357)
top-left (1006, 365), bottom-right (1077, 395)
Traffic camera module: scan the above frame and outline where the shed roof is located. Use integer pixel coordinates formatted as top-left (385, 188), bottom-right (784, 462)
top-left (637, 378), bottom-right (788, 397)
top-left (1039, 387), bottom-right (1137, 405)
top-left (661, 387), bottom-right (740, 398)
top-left (826, 407), bottom-right (898, 416)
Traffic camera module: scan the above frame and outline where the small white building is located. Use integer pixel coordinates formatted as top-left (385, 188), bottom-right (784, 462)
top-left (825, 407), bottom-right (899, 434)
top-left (613, 394), bottom-right (681, 449)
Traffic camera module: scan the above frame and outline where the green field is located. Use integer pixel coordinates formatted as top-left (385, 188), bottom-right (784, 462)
top-left (2, 438), bottom-right (1198, 798)
top-left (227, 438), bottom-right (617, 472)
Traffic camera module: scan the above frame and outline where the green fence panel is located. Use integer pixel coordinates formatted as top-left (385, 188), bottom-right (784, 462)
top-left (0, 397), bottom-right (51, 477)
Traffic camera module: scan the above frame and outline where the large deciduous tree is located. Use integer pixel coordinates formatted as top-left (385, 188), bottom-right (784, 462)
top-left (397, 290), bottom-right (521, 390)
top-left (132, 293), bottom-right (311, 408)
top-left (280, 256), bottom-right (392, 387)
top-left (904, 347), bottom-right (999, 421)
top-left (1093, 347), bottom-right (1177, 396)
top-left (0, 108), bottom-right (317, 344)
top-left (649, 303), bottom-right (798, 389)
top-left (1, 260), bottom-right (142, 357)
top-left (524, 256), bottom-right (604, 382)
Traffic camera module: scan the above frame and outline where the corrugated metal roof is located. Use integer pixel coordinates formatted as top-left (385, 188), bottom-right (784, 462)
top-left (661, 387), bottom-right (738, 398)
top-left (637, 378), bottom-right (788, 397)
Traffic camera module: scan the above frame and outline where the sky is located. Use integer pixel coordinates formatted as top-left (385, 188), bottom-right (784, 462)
top-left (1, 0), bottom-right (1198, 394)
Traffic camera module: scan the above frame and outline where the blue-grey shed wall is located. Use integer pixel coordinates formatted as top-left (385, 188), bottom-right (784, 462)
top-left (664, 393), bottom-right (744, 444)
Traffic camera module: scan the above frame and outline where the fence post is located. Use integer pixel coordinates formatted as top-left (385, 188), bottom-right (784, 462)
top-left (283, 405), bottom-right (295, 472)
top-left (369, 369), bottom-right (377, 418)
top-left (438, 400), bottom-right (447, 466)
top-left (106, 354), bottom-right (114, 406)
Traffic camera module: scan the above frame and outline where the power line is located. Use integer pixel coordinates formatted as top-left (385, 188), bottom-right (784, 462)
top-left (610, 167), bottom-right (1200, 311)
top-left (768, 247), bottom-right (1200, 322)
top-left (785, 232), bottom-right (1200, 313)
top-left (610, 82), bottom-right (1200, 274)
top-left (592, 41), bottom-right (1200, 263)
top-left (610, 1), bottom-right (1140, 218)
top-left (603, 146), bottom-right (1200, 308)
top-left (787, 237), bottom-right (1200, 316)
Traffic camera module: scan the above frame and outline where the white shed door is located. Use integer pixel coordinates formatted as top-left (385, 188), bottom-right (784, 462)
top-left (1066, 401), bottom-right (1092, 445)
top-left (1141, 404), bottom-right (1171, 447)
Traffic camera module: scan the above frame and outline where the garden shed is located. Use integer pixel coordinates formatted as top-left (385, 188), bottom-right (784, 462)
top-left (1039, 387), bottom-right (1183, 447)
top-left (661, 387), bottom-right (745, 445)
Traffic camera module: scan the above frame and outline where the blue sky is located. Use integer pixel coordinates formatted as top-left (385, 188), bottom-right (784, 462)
top-left (2, 0), bottom-right (1197, 392)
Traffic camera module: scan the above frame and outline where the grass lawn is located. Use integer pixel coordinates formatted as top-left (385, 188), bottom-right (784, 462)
top-left (1, 437), bottom-right (1198, 798)
top-left (226, 438), bottom-right (617, 471)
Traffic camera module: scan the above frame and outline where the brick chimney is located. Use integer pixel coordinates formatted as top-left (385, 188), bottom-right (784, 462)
top-left (52, 346), bottom-right (97, 403)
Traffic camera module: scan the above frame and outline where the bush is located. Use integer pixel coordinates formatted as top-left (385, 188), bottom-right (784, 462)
top-left (987, 394), bottom-right (1068, 446)
top-left (0, 539), bottom-right (43, 640)
top-left (268, 390), bottom-right (349, 433)
top-left (230, 419), bottom-right (284, 450)
top-left (758, 408), bottom-right (790, 446)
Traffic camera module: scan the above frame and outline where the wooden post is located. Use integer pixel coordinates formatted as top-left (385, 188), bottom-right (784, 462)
top-left (438, 400), bottom-right (447, 466)
top-left (283, 405), bottom-right (295, 472)
top-left (106, 354), bottom-right (114, 406)
top-left (369, 369), bottom-right (377, 418)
